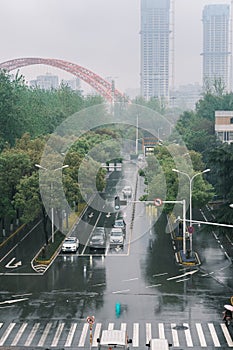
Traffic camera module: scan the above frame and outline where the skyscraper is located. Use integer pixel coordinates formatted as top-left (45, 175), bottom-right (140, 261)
top-left (140, 0), bottom-right (170, 101)
top-left (202, 4), bottom-right (230, 92)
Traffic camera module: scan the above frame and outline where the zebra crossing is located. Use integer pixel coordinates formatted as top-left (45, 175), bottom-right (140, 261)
top-left (0, 320), bottom-right (232, 348)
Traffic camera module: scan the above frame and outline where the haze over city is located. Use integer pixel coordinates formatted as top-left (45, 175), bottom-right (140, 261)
top-left (0, 0), bottom-right (231, 92)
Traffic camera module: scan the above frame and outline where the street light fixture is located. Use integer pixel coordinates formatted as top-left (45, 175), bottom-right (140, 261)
top-left (172, 168), bottom-right (210, 255)
top-left (35, 164), bottom-right (69, 243)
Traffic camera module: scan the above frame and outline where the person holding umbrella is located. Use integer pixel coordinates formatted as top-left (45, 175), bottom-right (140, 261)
top-left (223, 304), bottom-right (233, 327)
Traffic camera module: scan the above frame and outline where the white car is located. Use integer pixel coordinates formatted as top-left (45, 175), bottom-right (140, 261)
top-left (109, 228), bottom-right (124, 248)
top-left (122, 186), bottom-right (132, 198)
top-left (61, 237), bottom-right (79, 253)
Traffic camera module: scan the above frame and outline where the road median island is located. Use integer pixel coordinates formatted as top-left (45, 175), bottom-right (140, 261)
top-left (32, 203), bottom-right (87, 270)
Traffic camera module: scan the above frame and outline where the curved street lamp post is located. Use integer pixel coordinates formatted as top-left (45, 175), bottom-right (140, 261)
top-left (172, 168), bottom-right (210, 256)
top-left (35, 164), bottom-right (69, 243)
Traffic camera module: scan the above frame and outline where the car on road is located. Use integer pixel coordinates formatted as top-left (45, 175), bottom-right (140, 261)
top-left (89, 227), bottom-right (106, 250)
top-left (113, 218), bottom-right (126, 233)
top-left (122, 186), bottom-right (132, 198)
top-left (97, 329), bottom-right (132, 350)
top-left (110, 228), bottom-right (124, 248)
top-left (146, 338), bottom-right (171, 350)
top-left (113, 212), bottom-right (126, 234)
top-left (61, 237), bottom-right (79, 253)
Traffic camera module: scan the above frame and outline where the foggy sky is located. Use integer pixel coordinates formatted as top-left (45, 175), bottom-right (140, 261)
top-left (0, 0), bottom-right (231, 92)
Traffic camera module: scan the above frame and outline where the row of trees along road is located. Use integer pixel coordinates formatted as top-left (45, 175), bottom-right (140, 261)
top-left (0, 69), bottom-right (121, 242)
top-left (1, 68), bottom-right (233, 240)
top-left (136, 85), bottom-right (233, 233)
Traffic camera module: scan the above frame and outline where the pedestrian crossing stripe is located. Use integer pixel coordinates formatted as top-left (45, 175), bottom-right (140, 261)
top-left (0, 321), bottom-right (232, 348)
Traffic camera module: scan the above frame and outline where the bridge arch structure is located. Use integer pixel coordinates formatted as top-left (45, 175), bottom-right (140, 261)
top-left (0, 57), bottom-right (127, 103)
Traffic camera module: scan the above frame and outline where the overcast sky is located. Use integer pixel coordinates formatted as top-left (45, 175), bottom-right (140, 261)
top-left (0, 0), bottom-right (231, 92)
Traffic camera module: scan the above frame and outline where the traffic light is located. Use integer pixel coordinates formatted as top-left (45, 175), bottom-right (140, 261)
top-left (114, 196), bottom-right (120, 210)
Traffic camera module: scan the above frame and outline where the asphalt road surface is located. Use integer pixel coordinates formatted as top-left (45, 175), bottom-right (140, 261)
top-left (0, 161), bottom-right (232, 349)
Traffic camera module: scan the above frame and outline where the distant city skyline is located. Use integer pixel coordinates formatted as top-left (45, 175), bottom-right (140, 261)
top-left (0, 0), bottom-right (231, 93)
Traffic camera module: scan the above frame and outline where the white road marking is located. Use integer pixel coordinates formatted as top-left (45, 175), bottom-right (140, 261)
top-left (65, 323), bottom-right (77, 347)
top-left (132, 323), bottom-right (139, 347)
top-left (152, 272), bottom-right (168, 277)
top-left (183, 323), bottom-right (193, 347)
top-left (145, 284), bottom-right (162, 288)
top-left (92, 322), bottom-right (101, 347)
top-left (11, 322), bottom-right (27, 346)
top-left (171, 323), bottom-right (179, 347)
top-left (158, 323), bottom-right (165, 339)
top-left (37, 322), bottom-right (52, 347)
top-left (196, 323), bottom-right (207, 347)
top-left (108, 323), bottom-right (114, 330)
top-left (146, 323), bottom-right (151, 344)
top-left (208, 323), bottom-right (220, 347)
top-left (24, 323), bottom-right (40, 346)
top-left (5, 257), bottom-right (22, 268)
top-left (167, 270), bottom-right (198, 281)
top-left (0, 323), bottom-right (16, 346)
top-left (122, 277), bottom-right (139, 282)
top-left (51, 322), bottom-right (65, 347)
top-left (220, 323), bottom-right (233, 347)
top-left (0, 298), bottom-right (28, 305)
top-left (78, 323), bottom-right (89, 347)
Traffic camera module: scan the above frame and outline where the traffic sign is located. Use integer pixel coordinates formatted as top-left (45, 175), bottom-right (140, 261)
top-left (86, 315), bottom-right (95, 324)
top-left (187, 226), bottom-right (194, 234)
top-left (154, 198), bottom-right (163, 207)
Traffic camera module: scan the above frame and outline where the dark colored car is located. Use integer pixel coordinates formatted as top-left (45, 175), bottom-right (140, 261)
top-left (89, 227), bottom-right (106, 250)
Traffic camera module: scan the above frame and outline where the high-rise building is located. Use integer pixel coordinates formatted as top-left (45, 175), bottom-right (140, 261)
top-left (30, 73), bottom-right (59, 90)
top-left (202, 4), bottom-right (231, 92)
top-left (140, 0), bottom-right (170, 101)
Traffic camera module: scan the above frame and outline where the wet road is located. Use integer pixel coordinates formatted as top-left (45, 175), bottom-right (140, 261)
top-left (0, 161), bottom-right (232, 349)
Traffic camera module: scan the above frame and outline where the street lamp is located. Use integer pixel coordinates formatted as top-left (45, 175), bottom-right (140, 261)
top-left (172, 168), bottom-right (210, 255)
top-left (35, 164), bottom-right (69, 243)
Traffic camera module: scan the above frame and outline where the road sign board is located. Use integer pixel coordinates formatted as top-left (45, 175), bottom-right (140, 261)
top-left (86, 315), bottom-right (95, 324)
top-left (154, 198), bottom-right (163, 207)
top-left (187, 226), bottom-right (194, 234)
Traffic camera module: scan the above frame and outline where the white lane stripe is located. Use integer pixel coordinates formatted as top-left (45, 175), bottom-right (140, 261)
top-left (171, 323), bottom-right (179, 347)
top-left (78, 323), bottom-right (89, 347)
top-left (121, 323), bottom-right (127, 331)
top-left (208, 323), bottom-right (220, 347)
top-left (24, 323), bottom-right (40, 346)
top-left (220, 323), bottom-right (233, 347)
top-left (51, 322), bottom-right (65, 347)
top-left (92, 323), bottom-right (102, 347)
top-left (108, 323), bottom-right (114, 330)
top-left (196, 323), bottom-right (207, 347)
top-left (0, 323), bottom-right (3, 329)
top-left (37, 322), bottom-right (52, 347)
top-left (65, 323), bottom-right (77, 347)
top-left (183, 323), bottom-right (193, 347)
top-left (132, 323), bottom-right (139, 347)
top-left (146, 323), bottom-right (151, 344)
top-left (11, 322), bottom-right (27, 346)
top-left (158, 323), bottom-right (165, 339)
top-left (0, 323), bottom-right (16, 346)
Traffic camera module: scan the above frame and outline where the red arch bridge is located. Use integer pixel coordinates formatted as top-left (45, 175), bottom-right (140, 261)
top-left (0, 57), bottom-right (127, 103)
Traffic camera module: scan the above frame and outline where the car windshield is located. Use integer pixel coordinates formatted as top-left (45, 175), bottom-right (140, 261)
top-left (111, 231), bottom-right (122, 236)
top-left (115, 221), bottom-right (123, 227)
top-left (91, 237), bottom-right (104, 242)
top-left (65, 238), bottom-right (76, 243)
top-left (93, 230), bottom-right (104, 236)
